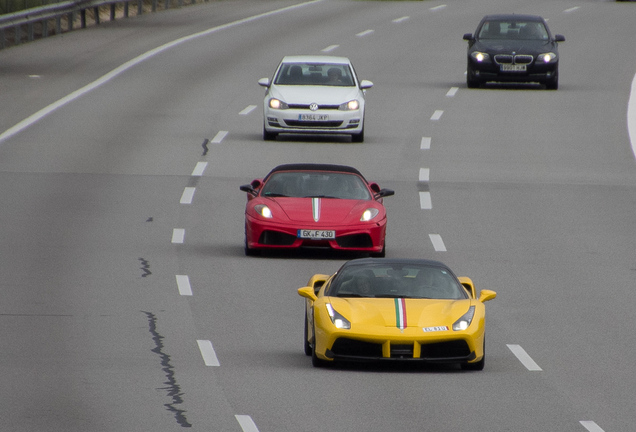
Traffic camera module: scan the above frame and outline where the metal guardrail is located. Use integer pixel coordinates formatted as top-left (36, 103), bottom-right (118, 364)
top-left (0, 0), bottom-right (200, 49)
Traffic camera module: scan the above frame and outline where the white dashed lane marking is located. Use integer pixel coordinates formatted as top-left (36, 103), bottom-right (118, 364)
top-left (180, 187), bottom-right (196, 204)
top-left (176, 275), bottom-right (193, 296)
top-left (356, 29), bottom-right (374, 37)
top-left (507, 344), bottom-right (543, 371)
top-left (211, 130), bottom-right (228, 144)
top-left (197, 340), bottom-right (220, 366)
top-left (239, 105), bottom-right (257, 115)
top-left (419, 168), bottom-right (430, 182)
top-left (322, 45), bottom-right (339, 52)
top-left (419, 192), bottom-right (432, 209)
top-left (235, 415), bottom-right (260, 432)
top-left (446, 87), bottom-right (459, 97)
top-left (579, 421), bottom-right (605, 432)
top-left (191, 161), bottom-right (208, 176)
top-left (420, 137), bottom-right (431, 149)
top-left (429, 234), bottom-right (446, 251)
top-left (172, 228), bottom-right (185, 244)
top-left (430, 110), bottom-right (444, 120)
top-left (392, 16), bottom-right (409, 23)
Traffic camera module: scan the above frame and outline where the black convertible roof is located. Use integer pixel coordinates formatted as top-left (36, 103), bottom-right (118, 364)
top-left (480, 13), bottom-right (545, 22)
top-left (264, 163), bottom-right (365, 180)
top-left (341, 257), bottom-right (453, 270)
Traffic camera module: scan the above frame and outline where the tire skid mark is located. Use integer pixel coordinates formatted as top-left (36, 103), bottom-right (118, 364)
top-left (138, 258), bottom-right (151, 277)
top-left (142, 311), bottom-right (192, 428)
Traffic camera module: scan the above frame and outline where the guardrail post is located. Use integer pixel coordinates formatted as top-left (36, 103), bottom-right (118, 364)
top-left (152, 0), bottom-right (156, 12)
top-left (164, 0), bottom-right (169, 9)
top-left (55, 16), bottom-right (61, 34)
top-left (137, 0), bottom-right (142, 15)
top-left (94, 6), bottom-right (99, 24)
top-left (43, 19), bottom-right (48, 37)
top-left (124, 2), bottom-right (129, 17)
top-left (0, 30), bottom-right (5, 49)
top-left (27, 22), bottom-right (33, 41)
top-left (68, 12), bottom-right (73, 31)
top-left (80, 9), bottom-right (86, 28)
top-left (110, 3), bottom-right (115, 21)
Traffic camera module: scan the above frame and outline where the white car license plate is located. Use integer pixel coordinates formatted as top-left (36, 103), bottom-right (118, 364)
top-left (298, 229), bottom-right (335, 239)
top-left (299, 114), bottom-right (329, 121)
top-left (501, 64), bottom-right (526, 72)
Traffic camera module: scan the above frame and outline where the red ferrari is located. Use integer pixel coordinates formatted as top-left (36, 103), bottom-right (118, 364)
top-left (239, 164), bottom-right (394, 256)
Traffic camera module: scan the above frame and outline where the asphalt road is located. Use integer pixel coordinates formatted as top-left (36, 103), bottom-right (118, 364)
top-left (1, 0), bottom-right (635, 431)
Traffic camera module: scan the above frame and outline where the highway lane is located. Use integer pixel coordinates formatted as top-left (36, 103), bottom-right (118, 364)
top-left (1, 0), bottom-right (635, 431)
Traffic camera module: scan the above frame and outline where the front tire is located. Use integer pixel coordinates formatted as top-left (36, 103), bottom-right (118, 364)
top-left (545, 70), bottom-right (559, 90)
top-left (304, 307), bottom-right (312, 357)
top-left (351, 127), bottom-right (364, 143)
top-left (244, 236), bottom-right (259, 256)
top-left (263, 125), bottom-right (278, 141)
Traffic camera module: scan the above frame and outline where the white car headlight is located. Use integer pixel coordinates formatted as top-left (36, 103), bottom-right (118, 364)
top-left (339, 100), bottom-right (360, 111)
top-left (268, 98), bottom-right (288, 109)
top-left (537, 52), bottom-right (557, 63)
top-left (470, 52), bottom-right (490, 62)
top-left (360, 208), bottom-right (380, 221)
top-left (452, 306), bottom-right (475, 331)
top-left (254, 204), bottom-right (272, 218)
top-left (326, 304), bottom-right (351, 329)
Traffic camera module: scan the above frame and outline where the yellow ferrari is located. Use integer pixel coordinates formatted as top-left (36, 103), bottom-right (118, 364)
top-left (298, 258), bottom-right (496, 370)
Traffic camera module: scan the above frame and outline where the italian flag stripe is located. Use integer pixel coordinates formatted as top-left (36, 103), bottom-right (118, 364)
top-left (394, 298), bottom-right (407, 330)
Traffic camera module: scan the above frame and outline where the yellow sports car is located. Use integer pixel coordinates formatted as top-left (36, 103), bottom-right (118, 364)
top-left (298, 258), bottom-right (496, 370)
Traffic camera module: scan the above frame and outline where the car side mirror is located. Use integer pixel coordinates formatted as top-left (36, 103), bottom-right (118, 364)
top-left (376, 188), bottom-right (395, 198)
top-left (479, 289), bottom-right (497, 303)
top-left (298, 286), bottom-right (318, 302)
top-left (359, 79), bottom-right (373, 90)
top-left (240, 184), bottom-right (257, 197)
top-left (554, 34), bottom-right (565, 42)
top-left (463, 33), bottom-right (474, 41)
top-left (258, 77), bottom-right (270, 87)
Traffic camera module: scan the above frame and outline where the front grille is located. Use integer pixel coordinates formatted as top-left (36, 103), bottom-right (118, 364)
top-left (391, 344), bottom-right (414, 359)
top-left (494, 54), bottom-right (534, 64)
top-left (288, 104), bottom-right (340, 110)
top-left (258, 230), bottom-right (296, 246)
top-left (335, 233), bottom-right (373, 248)
top-left (283, 120), bottom-right (344, 128)
top-left (420, 340), bottom-right (470, 359)
top-left (331, 338), bottom-right (382, 357)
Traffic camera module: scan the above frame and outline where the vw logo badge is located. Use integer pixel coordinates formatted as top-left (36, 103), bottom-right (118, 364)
top-left (309, 103), bottom-right (319, 111)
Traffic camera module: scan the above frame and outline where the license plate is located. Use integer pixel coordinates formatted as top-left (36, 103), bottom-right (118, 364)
top-left (422, 326), bottom-right (449, 332)
top-left (299, 114), bottom-right (329, 121)
top-left (298, 229), bottom-right (335, 239)
top-left (501, 64), bottom-right (526, 72)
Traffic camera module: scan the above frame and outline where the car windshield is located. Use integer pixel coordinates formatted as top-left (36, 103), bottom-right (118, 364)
top-left (328, 263), bottom-right (468, 299)
top-left (261, 172), bottom-right (371, 200)
top-left (274, 62), bottom-right (355, 86)
top-left (478, 20), bottom-right (549, 41)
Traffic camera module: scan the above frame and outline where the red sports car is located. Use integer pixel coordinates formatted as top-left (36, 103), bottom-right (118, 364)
top-left (239, 164), bottom-right (394, 256)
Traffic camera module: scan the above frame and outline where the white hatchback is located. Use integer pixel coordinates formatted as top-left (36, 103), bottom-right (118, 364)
top-left (258, 55), bottom-right (373, 142)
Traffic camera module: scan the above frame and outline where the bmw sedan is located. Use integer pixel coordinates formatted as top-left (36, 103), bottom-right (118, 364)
top-left (463, 14), bottom-right (565, 89)
top-left (258, 55), bottom-right (373, 142)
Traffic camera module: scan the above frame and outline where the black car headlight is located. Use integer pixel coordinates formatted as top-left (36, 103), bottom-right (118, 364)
top-left (268, 98), bottom-right (289, 109)
top-left (452, 306), bottom-right (475, 331)
top-left (339, 100), bottom-right (360, 111)
top-left (470, 52), bottom-right (491, 63)
top-left (536, 52), bottom-right (558, 64)
top-left (326, 303), bottom-right (351, 329)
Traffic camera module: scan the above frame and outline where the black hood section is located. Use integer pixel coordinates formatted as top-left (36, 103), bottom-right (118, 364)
top-left (474, 39), bottom-right (556, 55)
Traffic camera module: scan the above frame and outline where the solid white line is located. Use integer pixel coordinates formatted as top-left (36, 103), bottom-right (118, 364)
top-left (431, 110), bottom-right (444, 121)
top-left (356, 29), bottom-right (374, 37)
top-left (420, 137), bottom-right (431, 149)
top-left (430, 5), bottom-right (446, 11)
top-left (172, 228), bottom-right (185, 244)
top-left (580, 421), bottom-right (605, 432)
top-left (446, 87), bottom-right (459, 97)
top-left (507, 344), bottom-right (543, 371)
top-left (180, 187), bottom-right (196, 204)
top-left (628, 72), bottom-right (636, 160)
top-left (176, 275), bottom-right (193, 296)
top-left (429, 234), bottom-right (446, 251)
top-left (419, 168), bottom-right (430, 182)
top-left (211, 130), bottom-right (228, 144)
top-left (322, 45), bottom-right (339, 52)
top-left (191, 161), bottom-right (208, 176)
top-left (392, 16), bottom-right (409, 23)
top-left (235, 415), bottom-right (260, 432)
top-left (197, 340), bottom-right (220, 366)
top-left (0, 0), bottom-right (323, 145)
top-left (239, 105), bottom-right (257, 115)
top-left (419, 191), bottom-right (432, 209)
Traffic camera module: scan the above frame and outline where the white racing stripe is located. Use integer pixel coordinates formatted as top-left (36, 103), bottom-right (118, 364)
top-left (180, 187), bottom-right (196, 204)
top-left (507, 344), bottom-right (543, 371)
top-left (429, 234), bottom-right (446, 251)
top-left (197, 340), bottom-right (220, 366)
top-left (235, 415), bottom-right (260, 432)
top-left (0, 0), bottom-right (324, 145)
top-left (176, 275), bottom-right (193, 296)
top-left (579, 421), bottom-right (605, 432)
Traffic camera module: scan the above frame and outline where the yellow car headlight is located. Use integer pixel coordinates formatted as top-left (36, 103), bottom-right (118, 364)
top-left (452, 306), bottom-right (475, 331)
top-left (326, 303), bottom-right (351, 329)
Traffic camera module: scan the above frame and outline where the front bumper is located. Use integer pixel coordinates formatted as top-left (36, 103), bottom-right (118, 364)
top-left (264, 107), bottom-right (363, 135)
top-left (468, 59), bottom-right (558, 84)
top-left (245, 214), bottom-right (386, 253)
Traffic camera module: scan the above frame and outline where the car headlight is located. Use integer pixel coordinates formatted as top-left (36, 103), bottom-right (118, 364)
top-left (470, 52), bottom-right (490, 62)
top-left (268, 98), bottom-right (288, 109)
top-left (326, 303), bottom-right (351, 329)
top-left (452, 306), bottom-right (475, 331)
top-left (339, 100), bottom-right (360, 111)
top-left (360, 208), bottom-right (380, 221)
top-left (254, 204), bottom-right (272, 218)
top-left (536, 52), bottom-right (557, 63)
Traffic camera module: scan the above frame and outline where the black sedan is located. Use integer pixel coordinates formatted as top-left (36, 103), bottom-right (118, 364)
top-left (463, 14), bottom-right (564, 90)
